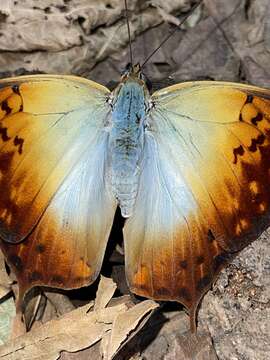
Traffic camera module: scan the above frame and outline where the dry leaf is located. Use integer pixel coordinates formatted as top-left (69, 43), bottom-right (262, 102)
top-left (0, 0), bottom-right (188, 75)
top-left (43, 292), bottom-right (75, 318)
top-left (102, 300), bottom-right (159, 360)
top-left (94, 275), bottom-right (117, 311)
top-left (0, 277), bottom-right (158, 360)
top-left (0, 297), bottom-right (16, 345)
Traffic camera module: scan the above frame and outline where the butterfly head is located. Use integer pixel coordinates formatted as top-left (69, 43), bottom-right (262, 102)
top-left (120, 63), bottom-right (152, 90)
top-left (108, 63), bottom-right (151, 109)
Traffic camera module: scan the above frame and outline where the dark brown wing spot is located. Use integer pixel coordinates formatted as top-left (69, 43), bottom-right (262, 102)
top-left (251, 112), bottom-right (263, 126)
top-left (28, 271), bottom-right (43, 282)
top-left (0, 125), bottom-right (10, 142)
top-left (1, 100), bottom-right (11, 115)
top-left (245, 94), bottom-right (253, 104)
top-left (35, 244), bottom-right (45, 253)
top-left (248, 134), bottom-right (265, 152)
top-left (8, 255), bottom-right (23, 271)
top-left (180, 260), bottom-right (188, 269)
top-left (13, 135), bottom-right (24, 154)
top-left (233, 145), bottom-right (244, 164)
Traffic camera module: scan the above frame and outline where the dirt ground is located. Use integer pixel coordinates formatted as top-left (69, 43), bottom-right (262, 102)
top-left (0, 0), bottom-right (269, 359)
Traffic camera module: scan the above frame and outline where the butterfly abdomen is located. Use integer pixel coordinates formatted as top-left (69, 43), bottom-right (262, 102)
top-left (109, 81), bottom-right (147, 217)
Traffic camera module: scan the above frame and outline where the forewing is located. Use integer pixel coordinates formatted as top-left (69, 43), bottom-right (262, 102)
top-left (124, 82), bottom-right (270, 328)
top-left (0, 75), bottom-right (110, 243)
top-left (0, 75), bottom-right (117, 299)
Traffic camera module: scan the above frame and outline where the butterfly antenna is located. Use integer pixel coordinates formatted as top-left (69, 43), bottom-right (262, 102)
top-left (141, 0), bottom-right (203, 68)
top-left (124, 0), bottom-right (133, 66)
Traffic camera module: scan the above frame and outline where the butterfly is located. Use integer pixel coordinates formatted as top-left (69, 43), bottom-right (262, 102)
top-left (0, 63), bottom-right (269, 332)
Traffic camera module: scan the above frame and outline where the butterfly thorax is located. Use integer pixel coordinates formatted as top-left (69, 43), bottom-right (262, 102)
top-left (109, 75), bottom-right (149, 218)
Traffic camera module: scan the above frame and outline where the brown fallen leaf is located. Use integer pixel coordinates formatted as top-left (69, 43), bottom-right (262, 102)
top-left (94, 275), bottom-right (117, 311)
top-left (0, 276), bottom-right (158, 360)
top-left (0, 0), bottom-right (189, 75)
top-left (0, 297), bottom-right (16, 346)
top-left (102, 300), bottom-right (159, 360)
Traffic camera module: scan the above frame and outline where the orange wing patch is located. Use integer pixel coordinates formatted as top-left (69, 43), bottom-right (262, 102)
top-left (1, 210), bottom-right (93, 306)
top-left (126, 212), bottom-right (232, 332)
